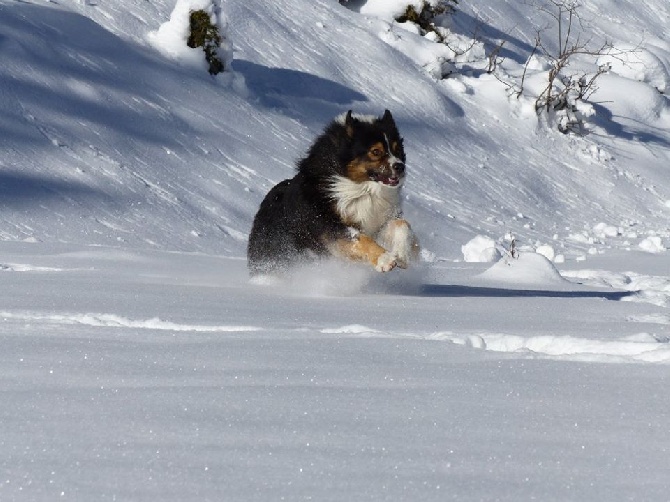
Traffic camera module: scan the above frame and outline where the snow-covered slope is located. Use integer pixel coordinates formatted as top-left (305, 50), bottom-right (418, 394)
top-left (3, 0), bottom-right (669, 259)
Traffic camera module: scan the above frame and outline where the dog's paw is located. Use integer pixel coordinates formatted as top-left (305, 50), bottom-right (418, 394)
top-left (379, 219), bottom-right (420, 270)
top-left (375, 252), bottom-right (397, 273)
top-left (395, 257), bottom-right (409, 269)
top-left (391, 239), bottom-right (420, 269)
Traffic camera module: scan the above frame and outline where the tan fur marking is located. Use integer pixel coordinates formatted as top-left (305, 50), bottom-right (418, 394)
top-left (347, 141), bottom-right (395, 183)
top-left (368, 142), bottom-right (385, 159)
top-left (346, 159), bottom-right (372, 183)
top-left (333, 234), bottom-right (390, 267)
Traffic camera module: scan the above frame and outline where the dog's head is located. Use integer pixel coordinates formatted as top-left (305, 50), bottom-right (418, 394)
top-left (340, 110), bottom-right (406, 187)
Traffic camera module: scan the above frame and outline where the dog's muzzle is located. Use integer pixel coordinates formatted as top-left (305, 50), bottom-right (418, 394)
top-left (391, 162), bottom-right (405, 176)
top-left (369, 161), bottom-right (405, 186)
top-left (386, 162), bottom-right (405, 186)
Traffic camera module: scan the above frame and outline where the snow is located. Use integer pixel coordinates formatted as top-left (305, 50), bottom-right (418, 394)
top-left (598, 44), bottom-right (670, 93)
top-left (2, 0), bottom-right (670, 499)
top-left (461, 234), bottom-right (500, 262)
top-left (639, 235), bottom-right (667, 254)
top-left (148, 0), bottom-right (234, 74)
top-left (357, 0), bottom-right (439, 20)
top-left (476, 252), bottom-right (566, 286)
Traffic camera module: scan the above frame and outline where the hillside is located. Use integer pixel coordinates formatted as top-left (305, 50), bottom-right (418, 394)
top-left (2, 0), bottom-right (668, 259)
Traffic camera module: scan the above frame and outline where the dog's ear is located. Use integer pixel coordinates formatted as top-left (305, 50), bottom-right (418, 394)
top-left (381, 109), bottom-right (395, 126)
top-left (345, 110), bottom-right (355, 138)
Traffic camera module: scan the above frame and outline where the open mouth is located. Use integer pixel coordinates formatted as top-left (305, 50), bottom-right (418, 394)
top-left (370, 173), bottom-right (401, 186)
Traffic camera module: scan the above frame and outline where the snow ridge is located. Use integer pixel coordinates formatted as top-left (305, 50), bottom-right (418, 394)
top-left (0, 311), bottom-right (260, 333)
top-left (429, 331), bottom-right (670, 364)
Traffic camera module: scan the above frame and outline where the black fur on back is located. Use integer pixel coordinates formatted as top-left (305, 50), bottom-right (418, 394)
top-left (247, 110), bottom-right (405, 275)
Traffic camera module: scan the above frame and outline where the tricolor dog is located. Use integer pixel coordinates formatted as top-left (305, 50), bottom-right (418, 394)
top-left (247, 110), bottom-right (419, 276)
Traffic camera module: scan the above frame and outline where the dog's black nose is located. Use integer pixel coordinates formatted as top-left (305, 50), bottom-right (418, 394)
top-left (392, 163), bottom-right (405, 174)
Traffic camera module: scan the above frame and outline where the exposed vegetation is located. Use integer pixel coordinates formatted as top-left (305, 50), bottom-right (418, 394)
top-left (489, 0), bottom-right (618, 134)
top-left (395, 1), bottom-right (458, 41)
top-left (529, 0), bottom-right (613, 133)
top-left (187, 9), bottom-right (224, 75)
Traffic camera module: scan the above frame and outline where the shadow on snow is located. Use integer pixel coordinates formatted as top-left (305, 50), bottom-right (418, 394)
top-left (417, 284), bottom-right (635, 301)
top-left (0, 172), bottom-right (106, 209)
top-left (234, 60), bottom-right (367, 112)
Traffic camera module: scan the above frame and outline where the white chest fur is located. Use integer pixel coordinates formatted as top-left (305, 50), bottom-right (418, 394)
top-left (329, 176), bottom-right (401, 236)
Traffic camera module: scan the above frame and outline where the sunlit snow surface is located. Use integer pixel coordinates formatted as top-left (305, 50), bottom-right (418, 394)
top-left (2, 243), bottom-right (670, 500)
top-left (2, 0), bottom-right (670, 499)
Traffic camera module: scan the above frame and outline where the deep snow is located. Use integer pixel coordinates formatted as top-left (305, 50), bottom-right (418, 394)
top-left (2, 243), bottom-right (670, 501)
top-left (1, 0), bottom-right (670, 499)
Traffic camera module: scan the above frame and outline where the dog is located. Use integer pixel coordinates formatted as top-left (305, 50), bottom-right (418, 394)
top-left (247, 109), bottom-right (419, 276)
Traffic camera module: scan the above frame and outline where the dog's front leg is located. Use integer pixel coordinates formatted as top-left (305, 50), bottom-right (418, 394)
top-left (378, 219), bottom-right (420, 269)
top-left (330, 231), bottom-right (397, 272)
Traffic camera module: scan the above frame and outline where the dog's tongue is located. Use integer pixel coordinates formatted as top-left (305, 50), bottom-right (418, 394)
top-left (379, 175), bottom-right (400, 186)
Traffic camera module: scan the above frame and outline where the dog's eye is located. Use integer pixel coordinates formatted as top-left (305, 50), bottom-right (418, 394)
top-left (370, 148), bottom-right (383, 157)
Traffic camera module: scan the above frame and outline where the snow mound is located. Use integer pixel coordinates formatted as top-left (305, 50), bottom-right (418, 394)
top-left (359, 0), bottom-right (440, 20)
top-left (592, 73), bottom-right (669, 124)
top-left (639, 236), bottom-right (667, 254)
top-left (477, 252), bottom-right (566, 286)
top-left (462, 235), bottom-right (501, 263)
top-left (432, 331), bottom-right (670, 364)
top-left (321, 325), bottom-right (380, 335)
top-left (593, 222), bottom-right (620, 239)
top-left (535, 244), bottom-right (556, 262)
top-left (598, 44), bottom-right (670, 93)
